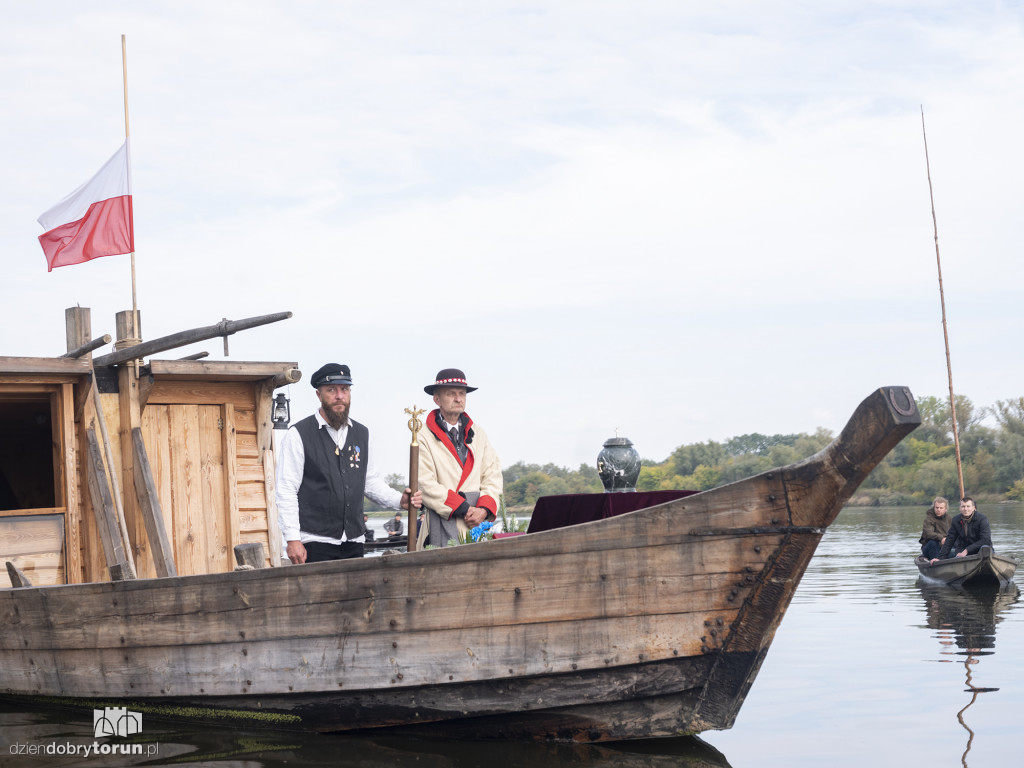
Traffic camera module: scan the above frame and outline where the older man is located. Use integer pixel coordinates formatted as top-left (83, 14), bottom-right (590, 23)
top-left (417, 368), bottom-right (502, 547)
top-left (277, 363), bottom-right (420, 563)
top-left (931, 496), bottom-right (993, 562)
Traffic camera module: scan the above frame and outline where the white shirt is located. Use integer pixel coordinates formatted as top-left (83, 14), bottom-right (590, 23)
top-left (276, 411), bottom-right (403, 545)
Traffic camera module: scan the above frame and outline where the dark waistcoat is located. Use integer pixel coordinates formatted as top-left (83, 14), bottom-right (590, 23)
top-left (294, 415), bottom-right (369, 540)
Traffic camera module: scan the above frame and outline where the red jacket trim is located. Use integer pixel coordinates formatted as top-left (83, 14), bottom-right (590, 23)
top-left (427, 409), bottom-right (477, 518)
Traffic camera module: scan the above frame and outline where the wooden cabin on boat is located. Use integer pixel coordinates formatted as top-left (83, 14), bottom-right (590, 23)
top-left (0, 306), bottom-right (298, 587)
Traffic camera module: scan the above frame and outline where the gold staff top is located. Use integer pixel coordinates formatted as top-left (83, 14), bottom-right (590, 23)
top-left (405, 406), bottom-right (425, 446)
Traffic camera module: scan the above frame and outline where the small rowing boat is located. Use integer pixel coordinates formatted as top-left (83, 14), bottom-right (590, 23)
top-left (915, 546), bottom-right (1018, 588)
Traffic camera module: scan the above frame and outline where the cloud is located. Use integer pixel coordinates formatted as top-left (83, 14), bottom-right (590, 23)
top-left (2, 1), bottom-right (1023, 476)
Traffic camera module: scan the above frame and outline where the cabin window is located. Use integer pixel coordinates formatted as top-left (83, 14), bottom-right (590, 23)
top-left (0, 396), bottom-right (57, 511)
top-left (0, 390), bottom-right (68, 587)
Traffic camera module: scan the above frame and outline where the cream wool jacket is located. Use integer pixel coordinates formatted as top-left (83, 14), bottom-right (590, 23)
top-left (416, 409), bottom-right (502, 545)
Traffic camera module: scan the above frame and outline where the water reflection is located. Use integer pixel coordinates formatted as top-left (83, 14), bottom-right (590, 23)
top-left (0, 699), bottom-right (732, 768)
top-left (918, 581), bottom-right (1020, 767)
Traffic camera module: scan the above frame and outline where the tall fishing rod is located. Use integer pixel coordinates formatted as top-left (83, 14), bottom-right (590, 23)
top-left (921, 106), bottom-right (965, 498)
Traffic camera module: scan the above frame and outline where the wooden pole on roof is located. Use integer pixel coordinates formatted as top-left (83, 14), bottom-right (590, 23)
top-left (122, 34), bottom-right (138, 323)
top-left (921, 106), bottom-right (965, 498)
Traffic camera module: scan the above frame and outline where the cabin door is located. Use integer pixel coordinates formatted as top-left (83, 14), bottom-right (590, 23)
top-left (139, 403), bottom-right (238, 577)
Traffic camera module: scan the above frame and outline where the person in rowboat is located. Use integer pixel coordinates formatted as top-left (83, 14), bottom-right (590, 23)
top-left (383, 511), bottom-right (404, 538)
top-left (276, 363), bottom-right (421, 564)
top-left (930, 496), bottom-right (993, 563)
top-left (919, 496), bottom-right (950, 560)
top-left (416, 368), bottom-right (503, 547)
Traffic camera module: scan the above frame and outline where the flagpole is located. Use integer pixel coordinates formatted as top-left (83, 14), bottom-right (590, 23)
top-left (121, 34), bottom-right (138, 320)
top-left (921, 106), bottom-right (965, 498)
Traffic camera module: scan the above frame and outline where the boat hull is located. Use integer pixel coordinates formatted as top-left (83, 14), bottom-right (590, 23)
top-left (0, 387), bottom-right (920, 741)
top-left (915, 546), bottom-right (1018, 588)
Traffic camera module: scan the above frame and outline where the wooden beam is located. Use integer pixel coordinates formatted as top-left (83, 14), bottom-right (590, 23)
top-left (115, 309), bottom-right (145, 577)
top-left (146, 360), bottom-right (300, 382)
top-left (84, 426), bottom-right (135, 581)
top-left (92, 385), bottom-right (136, 578)
top-left (272, 368), bottom-right (302, 387)
top-left (60, 334), bottom-right (112, 359)
top-left (64, 307), bottom-right (95, 496)
top-left (60, 383), bottom-right (84, 583)
top-left (131, 428), bottom-right (177, 577)
top-left (255, 380), bottom-right (283, 565)
top-left (223, 403), bottom-right (240, 563)
top-left (138, 373), bottom-right (155, 411)
top-left (0, 357), bottom-right (91, 375)
top-left (93, 312), bottom-right (293, 367)
top-left (5, 561), bottom-right (31, 588)
top-left (64, 307), bottom-right (92, 356)
top-left (233, 542), bottom-right (265, 569)
top-left (72, 373), bottom-right (94, 424)
top-left (57, 309), bottom-right (90, 582)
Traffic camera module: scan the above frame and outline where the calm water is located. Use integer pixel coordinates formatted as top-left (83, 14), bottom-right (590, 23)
top-left (2, 504), bottom-right (1021, 767)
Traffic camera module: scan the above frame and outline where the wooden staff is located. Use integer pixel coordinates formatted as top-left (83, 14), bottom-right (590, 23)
top-left (404, 406), bottom-right (425, 551)
top-left (921, 106), bottom-right (965, 497)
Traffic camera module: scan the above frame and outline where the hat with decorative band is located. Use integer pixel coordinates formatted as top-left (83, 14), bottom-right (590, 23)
top-left (311, 363), bottom-right (352, 388)
top-left (424, 368), bottom-right (477, 395)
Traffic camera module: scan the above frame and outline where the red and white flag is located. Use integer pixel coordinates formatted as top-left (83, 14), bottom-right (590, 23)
top-left (37, 142), bottom-right (134, 272)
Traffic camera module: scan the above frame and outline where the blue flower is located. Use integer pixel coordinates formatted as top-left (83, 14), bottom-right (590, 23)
top-left (470, 521), bottom-right (495, 542)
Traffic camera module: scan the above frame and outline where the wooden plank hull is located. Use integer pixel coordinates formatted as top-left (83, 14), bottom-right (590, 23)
top-left (0, 386), bottom-right (920, 741)
top-left (915, 546), bottom-right (1018, 588)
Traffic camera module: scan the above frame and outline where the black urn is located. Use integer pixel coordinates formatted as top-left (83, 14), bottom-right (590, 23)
top-left (597, 436), bottom-right (641, 493)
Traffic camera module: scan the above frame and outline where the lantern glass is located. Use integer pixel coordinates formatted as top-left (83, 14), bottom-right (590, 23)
top-left (272, 393), bottom-right (291, 429)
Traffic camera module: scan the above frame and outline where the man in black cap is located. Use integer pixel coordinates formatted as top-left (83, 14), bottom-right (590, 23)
top-left (276, 362), bottom-right (421, 563)
top-left (416, 368), bottom-right (502, 547)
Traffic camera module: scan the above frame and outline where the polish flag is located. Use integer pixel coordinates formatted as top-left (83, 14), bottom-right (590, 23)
top-left (37, 142), bottom-right (134, 272)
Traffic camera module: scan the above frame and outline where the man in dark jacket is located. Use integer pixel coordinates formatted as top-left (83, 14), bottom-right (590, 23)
top-left (919, 496), bottom-right (950, 560)
top-left (931, 496), bottom-right (992, 562)
top-left (383, 512), bottom-right (404, 538)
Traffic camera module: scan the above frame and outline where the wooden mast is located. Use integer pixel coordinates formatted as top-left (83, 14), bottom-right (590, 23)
top-left (122, 34), bottom-right (138, 323)
top-left (921, 107), bottom-right (965, 498)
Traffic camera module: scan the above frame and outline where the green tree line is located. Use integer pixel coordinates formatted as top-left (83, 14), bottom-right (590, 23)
top-left (497, 394), bottom-right (1024, 509)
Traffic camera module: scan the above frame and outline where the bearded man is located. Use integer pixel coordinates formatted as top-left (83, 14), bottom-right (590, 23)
top-left (277, 363), bottom-right (420, 563)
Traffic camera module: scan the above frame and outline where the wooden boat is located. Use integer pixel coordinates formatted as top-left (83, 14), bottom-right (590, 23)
top-left (364, 535), bottom-right (408, 551)
top-left (915, 546), bottom-right (1018, 588)
top-left (0, 310), bottom-right (922, 740)
top-left (0, 349), bottom-right (920, 743)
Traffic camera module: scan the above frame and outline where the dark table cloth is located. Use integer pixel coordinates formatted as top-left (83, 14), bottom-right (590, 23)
top-left (527, 489), bottom-right (696, 534)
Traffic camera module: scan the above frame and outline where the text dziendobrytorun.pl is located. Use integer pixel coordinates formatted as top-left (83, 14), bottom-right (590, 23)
top-left (9, 741), bottom-right (159, 758)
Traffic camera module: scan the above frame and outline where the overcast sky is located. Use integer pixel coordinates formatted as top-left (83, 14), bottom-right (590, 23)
top-left (2, 1), bottom-right (1023, 478)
